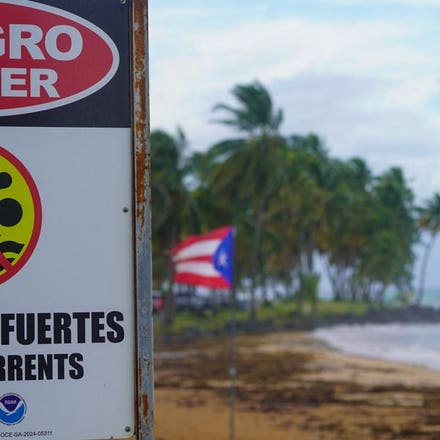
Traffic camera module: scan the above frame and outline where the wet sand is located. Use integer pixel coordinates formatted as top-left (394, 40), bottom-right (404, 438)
top-left (155, 332), bottom-right (440, 439)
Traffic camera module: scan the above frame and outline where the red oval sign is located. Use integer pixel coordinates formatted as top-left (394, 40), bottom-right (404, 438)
top-left (0, 0), bottom-right (119, 116)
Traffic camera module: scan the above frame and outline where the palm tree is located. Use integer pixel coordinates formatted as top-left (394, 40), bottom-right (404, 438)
top-left (210, 80), bottom-right (285, 320)
top-left (151, 128), bottom-right (201, 325)
top-left (264, 134), bottom-right (328, 298)
top-left (212, 81), bottom-right (283, 136)
top-left (317, 157), bottom-right (373, 300)
top-left (417, 193), bottom-right (440, 305)
top-left (351, 167), bottom-right (416, 304)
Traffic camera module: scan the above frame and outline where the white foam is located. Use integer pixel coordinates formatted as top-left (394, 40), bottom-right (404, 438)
top-left (313, 323), bottom-right (440, 370)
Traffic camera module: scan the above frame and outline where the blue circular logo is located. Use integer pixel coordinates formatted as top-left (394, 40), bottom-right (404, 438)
top-left (0, 393), bottom-right (27, 425)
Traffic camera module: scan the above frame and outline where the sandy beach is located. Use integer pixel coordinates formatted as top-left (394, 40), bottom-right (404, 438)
top-left (155, 331), bottom-right (440, 439)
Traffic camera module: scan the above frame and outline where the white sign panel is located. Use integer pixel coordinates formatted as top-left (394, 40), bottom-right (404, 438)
top-left (0, 1), bottom-right (135, 439)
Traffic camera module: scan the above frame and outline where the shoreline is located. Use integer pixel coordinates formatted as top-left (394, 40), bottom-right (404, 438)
top-left (263, 331), bottom-right (440, 386)
top-left (155, 330), bottom-right (440, 439)
top-left (159, 304), bottom-right (440, 346)
top-left (313, 322), bottom-right (440, 372)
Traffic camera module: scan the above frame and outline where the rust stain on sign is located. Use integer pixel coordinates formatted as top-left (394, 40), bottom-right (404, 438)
top-left (138, 357), bottom-right (151, 421)
top-left (142, 393), bottom-right (149, 418)
top-left (133, 0), bottom-right (150, 232)
top-left (132, 1), bottom-right (154, 438)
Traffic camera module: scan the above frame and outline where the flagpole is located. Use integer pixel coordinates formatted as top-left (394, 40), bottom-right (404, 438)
top-left (171, 225), bottom-right (235, 437)
top-left (229, 285), bottom-right (237, 440)
top-left (229, 226), bottom-right (237, 440)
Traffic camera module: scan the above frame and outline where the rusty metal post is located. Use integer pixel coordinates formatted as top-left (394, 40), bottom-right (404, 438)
top-left (132, 0), bottom-right (154, 439)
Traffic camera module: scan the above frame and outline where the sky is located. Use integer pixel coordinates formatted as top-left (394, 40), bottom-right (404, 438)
top-left (149, 0), bottom-right (440, 291)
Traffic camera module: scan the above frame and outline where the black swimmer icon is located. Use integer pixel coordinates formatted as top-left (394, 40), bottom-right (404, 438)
top-left (0, 172), bottom-right (23, 227)
top-left (0, 172), bottom-right (25, 271)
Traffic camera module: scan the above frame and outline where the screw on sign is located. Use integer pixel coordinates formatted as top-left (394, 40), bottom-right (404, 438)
top-left (0, 146), bottom-right (41, 284)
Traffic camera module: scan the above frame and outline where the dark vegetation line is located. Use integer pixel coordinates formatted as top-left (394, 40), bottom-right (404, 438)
top-left (151, 80), bottom-right (440, 324)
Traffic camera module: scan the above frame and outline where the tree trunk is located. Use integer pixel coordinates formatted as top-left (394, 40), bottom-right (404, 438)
top-left (163, 227), bottom-right (179, 328)
top-left (163, 258), bottom-right (175, 328)
top-left (249, 195), bottom-right (268, 321)
top-left (261, 275), bottom-right (268, 304)
top-left (417, 235), bottom-right (436, 305)
top-left (249, 215), bottom-right (262, 321)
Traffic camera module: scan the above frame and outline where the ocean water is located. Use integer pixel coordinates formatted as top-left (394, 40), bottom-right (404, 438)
top-left (420, 289), bottom-right (440, 308)
top-left (314, 323), bottom-right (440, 370)
top-left (313, 290), bottom-right (440, 371)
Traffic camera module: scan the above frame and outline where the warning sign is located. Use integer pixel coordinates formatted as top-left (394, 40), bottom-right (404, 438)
top-left (0, 146), bottom-right (41, 284)
top-left (0, 0), bottom-right (147, 438)
top-left (0, 0), bottom-right (119, 117)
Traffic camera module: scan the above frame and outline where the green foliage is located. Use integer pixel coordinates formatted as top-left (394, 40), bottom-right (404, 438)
top-left (162, 300), bottom-right (376, 335)
top-left (416, 193), bottom-right (440, 304)
top-left (152, 79), bottom-right (422, 319)
top-left (296, 272), bottom-right (320, 315)
top-left (151, 128), bottom-right (202, 287)
top-left (212, 81), bottom-right (283, 135)
top-left (315, 300), bottom-right (374, 316)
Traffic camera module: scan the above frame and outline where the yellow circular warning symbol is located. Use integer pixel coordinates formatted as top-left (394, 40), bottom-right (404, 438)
top-left (0, 146), bottom-right (42, 284)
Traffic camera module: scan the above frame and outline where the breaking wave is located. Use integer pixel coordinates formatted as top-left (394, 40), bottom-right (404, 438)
top-left (313, 323), bottom-right (440, 371)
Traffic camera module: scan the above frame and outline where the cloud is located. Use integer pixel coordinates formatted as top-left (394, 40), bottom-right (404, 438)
top-left (152, 17), bottom-right (428, 118)
top-left (320, 0), bottom-right (440, 5)
top-left (150, 2), bottom-right (440, 286)
top-left (270, 72), bottom-right (440, 198)
top-left (149, 11), bottom-right (440, 198)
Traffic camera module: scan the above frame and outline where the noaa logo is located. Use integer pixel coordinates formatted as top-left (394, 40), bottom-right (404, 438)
top-left (0, 393), bottom-right (27, 425)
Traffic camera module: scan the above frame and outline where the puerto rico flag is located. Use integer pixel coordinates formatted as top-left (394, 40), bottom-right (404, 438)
top-left (171, 226), bottom-right (233, 288)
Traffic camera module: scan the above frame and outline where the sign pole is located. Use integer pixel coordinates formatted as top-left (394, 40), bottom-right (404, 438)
top-left (0, 0), bottom-right (151, 438)
top-left (229, 227), bottom-right (237, 440)
top-left (229, 286), bottom-right (237, 440)
top-left (132, 0), bottom-right (154, 439)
